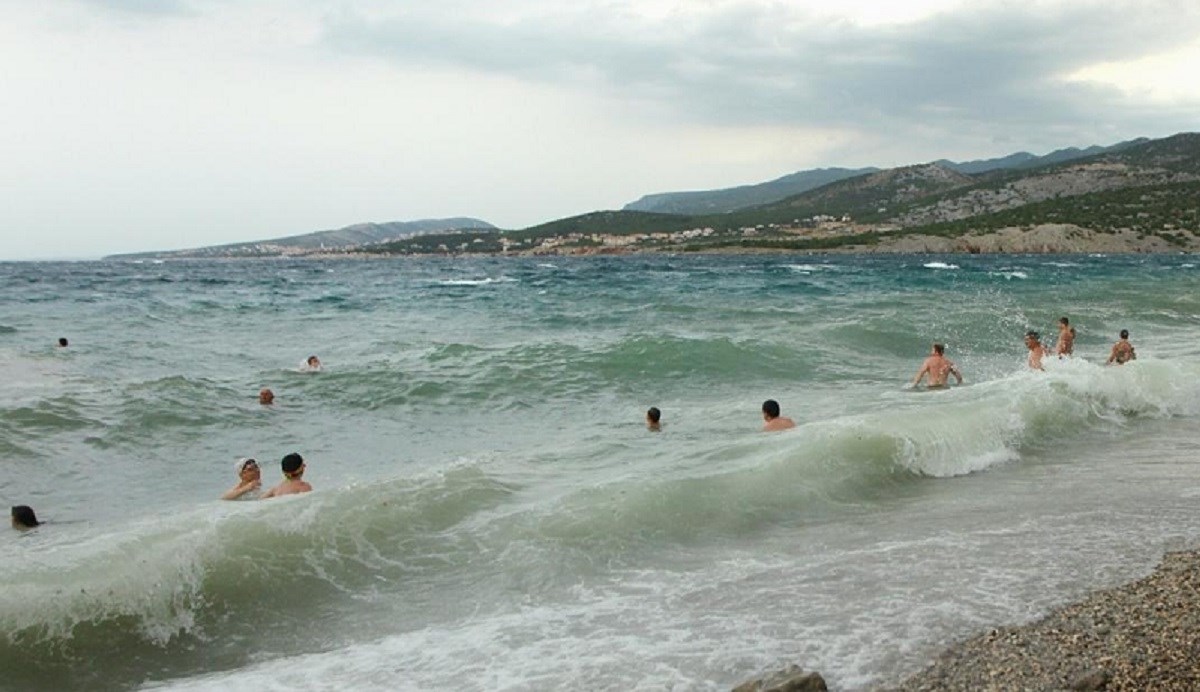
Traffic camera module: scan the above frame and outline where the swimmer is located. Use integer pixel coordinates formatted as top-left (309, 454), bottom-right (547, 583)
top-left (11, 505), bottom-right (40, 530)
top-left (1106, 329), bottom-right (1137, 365)
top-left (221, 458), bottom-right (262, 500)
top-left (303, 355), bottom-right (322, 372)
top-left (261, 453), bottom-right (312, 498)
top-left (761, 399), bottom-right (796, 432)
top-left (57, 337), bottom-right (68, 348)
top-left (1055, 317), bottom-right (1076, 356)
top-left (1024, 331), bottom-right (1046, 371)
top-left (646, 406), bottom-right (662, 432)
top-left (259, 388), bottom-right (275, 405)
top-left (910, 343), bottom-right (963, 389)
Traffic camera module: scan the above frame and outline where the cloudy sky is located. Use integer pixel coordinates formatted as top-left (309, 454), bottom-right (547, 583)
top-left (2, 0), bottom-right (1198, 259)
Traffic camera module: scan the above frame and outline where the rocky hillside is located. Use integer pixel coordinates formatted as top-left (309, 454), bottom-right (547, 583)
top-left (108, 217), bottom-right (496, 259)
top-left (623, 138), bottom-right (1142, 216)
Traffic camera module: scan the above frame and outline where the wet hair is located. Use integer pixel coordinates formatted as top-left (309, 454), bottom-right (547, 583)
top-left (57, 337), bottom-right (68, 347)
top-left (1120, 329), bottom-right (1129, 339)
top-left (281, 452), bottom-right (304, 476)
top-left (646, 407), bottom-right (661, 423)
top-left (307, 355), bottom-right (319, 364)
top-left (762, 399), bottom-right (781, 418)
top-left (12, 505), bottom-right (40, 528)
top-left (933, 343), bottom-right (945, 355)
top-left (1025, 330), bottom-right (1040, 341)
top-left (1060, 317), bottom-right (1070, 326)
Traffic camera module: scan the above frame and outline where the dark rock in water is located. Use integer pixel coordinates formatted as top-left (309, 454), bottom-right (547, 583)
top-left (733, 664), bottom-right (828, 692)
top-left (1070, 668), bottom-right (1110, 690)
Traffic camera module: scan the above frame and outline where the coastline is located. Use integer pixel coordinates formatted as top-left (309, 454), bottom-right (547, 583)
top-left (888, 549), bottom-right (1200, 691)
top-left (737, 550), bottom-right (1200, 691)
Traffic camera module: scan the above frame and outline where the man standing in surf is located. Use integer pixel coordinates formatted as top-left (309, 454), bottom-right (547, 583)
top-left (1055, 317), bottom-right (1076, 356)
top-left (910, 343), bottom-right (963, 389)
top-left (1025, 331), bottom-right (1047, 370)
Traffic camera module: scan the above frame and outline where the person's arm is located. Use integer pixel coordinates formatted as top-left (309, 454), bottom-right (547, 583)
top-left (1106, 343), bottom-right (1117, 365)
top-left (950, 362), bottom-right (963, 384)
top-left (221, 480), bottom-right (259, 501)
top-left (259, 485), bottom-right (278, 499)
top-left (911, 363), bottom-right (929, 388)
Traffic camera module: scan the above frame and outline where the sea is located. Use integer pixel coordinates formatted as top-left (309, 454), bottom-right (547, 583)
top-left (2, 254), bottom-right (1199, 691)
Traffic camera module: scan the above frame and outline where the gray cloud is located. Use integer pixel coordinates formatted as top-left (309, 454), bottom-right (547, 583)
top-left (321, 2), bottom-right (1200, 144)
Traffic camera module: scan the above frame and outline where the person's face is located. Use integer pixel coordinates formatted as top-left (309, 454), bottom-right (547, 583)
top-left (1024, 335), bottom-right (1037, 350)
top-left (240, 460), bottom-right (260, 482)
top-left (259, 389), bottom-right (274, 404)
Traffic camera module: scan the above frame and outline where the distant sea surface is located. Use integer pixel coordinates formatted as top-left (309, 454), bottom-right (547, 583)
top-left (2, 255), bottom-right (1199, 691)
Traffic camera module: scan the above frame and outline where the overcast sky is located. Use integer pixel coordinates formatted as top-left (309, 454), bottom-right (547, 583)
top-left (2, 0), bottom-right (1198, 259)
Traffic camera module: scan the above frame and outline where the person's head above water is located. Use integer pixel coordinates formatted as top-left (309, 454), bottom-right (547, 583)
top-left (932, 343), bottom-right (945, 356)
top-left (1025, 330), bottom-right (1040, 344)
top-left (259, 388), bottom-right (275, 405)
top-left (236, 457), bottom-right (260, 480)
top-left (1120, 329), bottom-right (1130, 339)
top-left (646, 407), bottom-right (661, 424)
top-left (306, 355), bottom-right (321, 368)
top-left (762, 399), bottom-right (781, 419)
top-left (1060, 317), bottom-right (1070, 326)
top-left (12, 505), bottom-right (40, 529)
top-left (57, 337), bottom-right (68, 347)
top-left (281, 452), bottom-right (305, 479)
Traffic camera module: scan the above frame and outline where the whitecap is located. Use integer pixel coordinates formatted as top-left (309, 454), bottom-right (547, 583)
top-left (923, 262), bottom-right (958, 270)
top-left (437, 277), bottom-right (517, 287)
top-left (989, 271), bottom-right (1028, 280)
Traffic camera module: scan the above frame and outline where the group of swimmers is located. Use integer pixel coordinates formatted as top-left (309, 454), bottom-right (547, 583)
top-left (13, 324), bottom-right (1143, 528)
top-left (226, 355), bottom-right (325, 501)
top-left (641, 318), bottom-right (1140, 437)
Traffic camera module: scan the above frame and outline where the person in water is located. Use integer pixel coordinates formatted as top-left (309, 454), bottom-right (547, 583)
top-left (221, 458), bottom-right (262, 500)
top-left (1055, 317), bottom-right (1076, 357)
top-left (1024, 331), bottom-right (1046, 371)
top-left (303, 355), bottom-right (322, 372)
top-left (258, 388), bottom-right (275, 405)
top-left (910, 343), bottom-right (963, 389)
top-left (261, 453), bottom-right (312, 498)
top-left (57, 337), bottom-right (68, 348)
top-left (646, 406), bottom-right (662, 432)
top-left (761, 399), bottom-right (796, 432)
top-left (11, 505), bottom-right (40, 530)
top-left (1107, 329), bottom-right (1137, 365)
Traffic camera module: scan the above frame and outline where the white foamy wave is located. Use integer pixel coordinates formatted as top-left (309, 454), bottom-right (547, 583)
top-left (923, 262), bottom-right (958, 270)
top-left (787, 264), bottom-right (834, 273)
top-left (436, 277), bottom-right (517, 287)
top-left (989, 271), bottom-right (1028, 280)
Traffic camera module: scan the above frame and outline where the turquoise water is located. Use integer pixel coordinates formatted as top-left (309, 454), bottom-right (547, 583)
top-left (2, 255), bottom-right (1200, 690)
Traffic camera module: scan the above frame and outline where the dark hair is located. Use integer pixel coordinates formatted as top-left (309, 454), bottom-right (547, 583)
top-left (1025, 330), bottom-right (1040, 341)
top-left (762, 399), bottom-right (781, 418)
top-left (933, 343), bottom-right (945, 355)
top-left (646, 407), bottom-right (661, 423)
top-left (57, 337), bottom-right (68, 347)
top-left (1120, 329), bottom-right (1129, 339)
top-left (1060, 317), bottom-right (1069, 325)
top-left (281, 453), bottom-right (304, 476)
top-left (12, 505), bottom-right (40, 528)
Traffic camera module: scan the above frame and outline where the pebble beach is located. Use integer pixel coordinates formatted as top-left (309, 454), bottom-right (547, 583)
top-left (892, 550), bottom-right (1200, 691)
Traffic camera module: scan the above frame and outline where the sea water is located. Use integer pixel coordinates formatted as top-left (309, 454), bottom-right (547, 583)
top-left (1, 254), bottom-right (1199, 691)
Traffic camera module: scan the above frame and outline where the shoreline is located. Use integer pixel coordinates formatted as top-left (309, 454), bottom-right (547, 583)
top-left (889, 548), bottom-right (1200, 691)
top-left (738, 550), bottom-right (1200, 691)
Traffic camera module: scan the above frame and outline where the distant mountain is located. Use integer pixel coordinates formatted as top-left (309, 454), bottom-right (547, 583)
top-left (623, 168), bottom-right (878, 215)
top-left (359, 131), bottom-right (1199, 256)
top-left (107, 217), bottom-right (496, 259)
top-left (935, 138), bottom-right (1147, 174)
top-left (624, 139), bottom-right (1147, 216)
